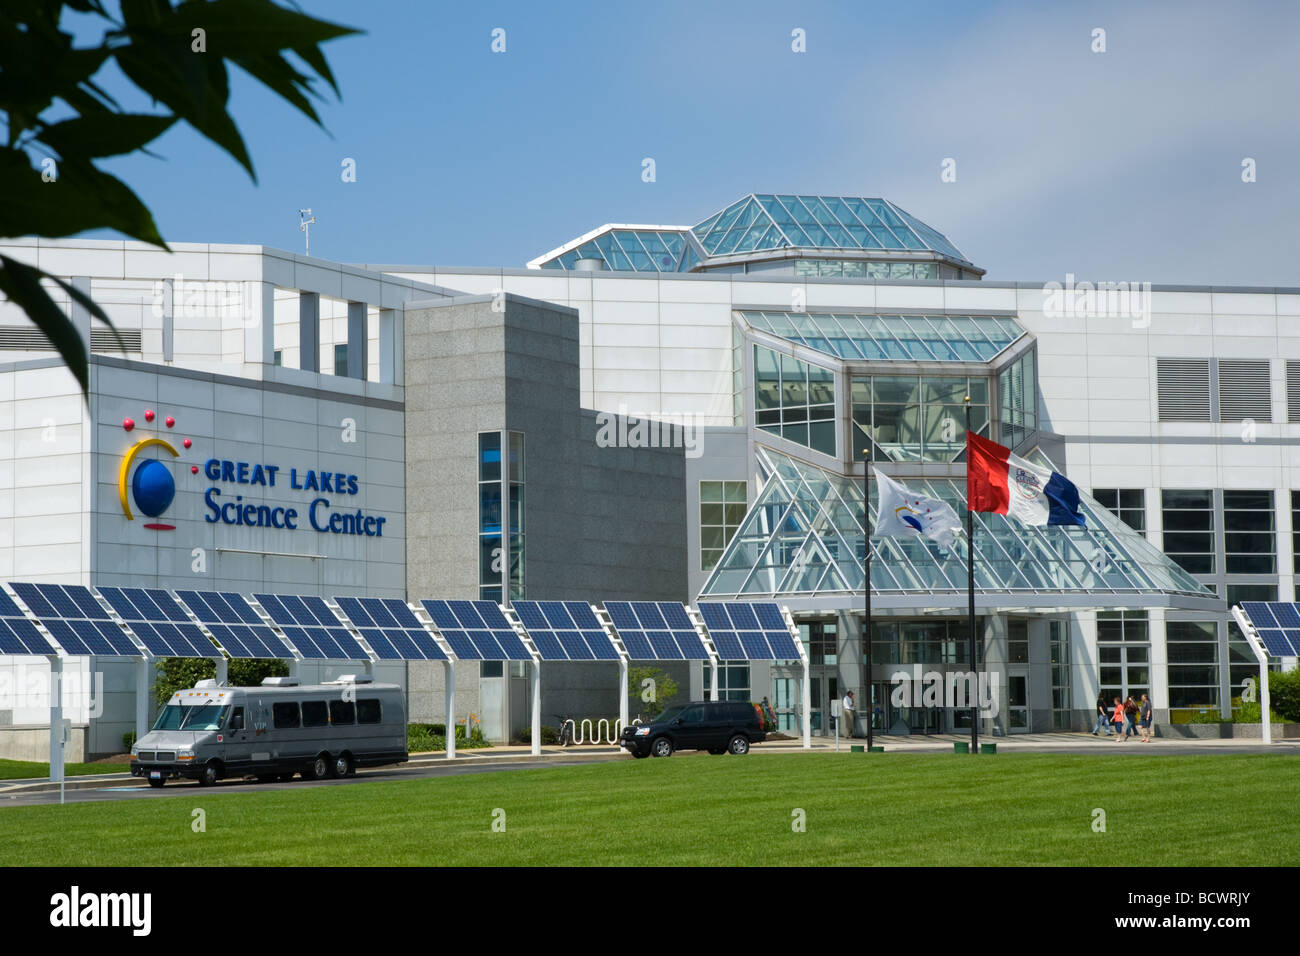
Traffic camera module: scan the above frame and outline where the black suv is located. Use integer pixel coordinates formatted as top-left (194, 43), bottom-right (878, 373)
top-left (621, 701), bottom-right (765, 758)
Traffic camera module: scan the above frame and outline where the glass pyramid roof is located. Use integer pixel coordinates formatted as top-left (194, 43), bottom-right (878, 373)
top-left (698, 447), bottom-right (1218, 611)
top-left (739, 311), bottom-right (1025, 363)
top-left (535, 227), bottom-right (700, 272)
top-left (692, 195), bottom-right (970, 263)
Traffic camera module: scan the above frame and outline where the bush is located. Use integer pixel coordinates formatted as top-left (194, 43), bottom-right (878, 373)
top-left (123, 730), bottom-right (137, 752)
top-left (152, 657), bottom-right (289, 708)
top-left (1266, 669), bottom-right (1300, 723)
top-left (1233, 700), bottom-right (1286, 724)
top-left (406, 723), bottom-right (491, 753)
top-left (517, 725), bottom-right (559, 745)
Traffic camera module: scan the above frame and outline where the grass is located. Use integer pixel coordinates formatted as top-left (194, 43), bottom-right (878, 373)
top-left (1, 752), bottom-right (1297, 866)
top-left (0, 759), bottom-right (129, 781)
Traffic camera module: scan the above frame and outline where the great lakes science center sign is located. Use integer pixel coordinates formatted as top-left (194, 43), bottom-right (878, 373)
top-left (202, 459), bottom-right (388, 537)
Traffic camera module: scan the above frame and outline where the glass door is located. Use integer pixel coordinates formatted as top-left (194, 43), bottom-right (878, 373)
top-left (1008, 667), bottom-right (1030, 733)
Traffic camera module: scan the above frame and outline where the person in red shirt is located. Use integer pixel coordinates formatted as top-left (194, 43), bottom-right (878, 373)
top-left (1111, 697), bottom-right (1126, 742)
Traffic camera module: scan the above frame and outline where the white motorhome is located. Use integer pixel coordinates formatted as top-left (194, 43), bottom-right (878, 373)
top-left (130, 676), bottom-right (407, 787)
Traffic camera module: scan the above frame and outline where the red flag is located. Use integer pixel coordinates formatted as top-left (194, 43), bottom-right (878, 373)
top-left (966, 432), bottom-right (1011, 513)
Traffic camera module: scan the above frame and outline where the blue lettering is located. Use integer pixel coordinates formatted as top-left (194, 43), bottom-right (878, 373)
top-left (204, 487), bottom-right (221, 522)
top-left (265, 465), bottom-right (279, 487)
top-left (347, 475), bottom-right (358, 495)
top-left (221, 501), bottom-right (239, 523)
top-left (291, 468), bottom-right (301, 490)
top-left (237, 461), bottom-right (249, 484)
top-left (375, 516), bottom-right (385, 537)
top-left (250, 464), bottom-right (266, 486)
top-left (204, 459), bottom-right (220, 481)
top-left (284, 508), bottom-right (297, 530)
top-left (305, 470), bottom-right (319, 491)
top-left (320, 471), bottom-right (333, 493)
top-left (221, 460), bottom-right (235, 482)
top-left (363, 516), bottom-right (376, 536)
top-left (309, 497), bottom-right (330, 532)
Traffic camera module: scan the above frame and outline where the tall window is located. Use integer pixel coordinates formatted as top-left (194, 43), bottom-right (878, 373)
top-left (1007, 619), bottom-right (1029, 664)
top-left (754, 346), bottom-right (835, 455)
top-left (1050, 621), bottom-right (1071, 729)
top-left (700, 480), bottom-right (747, 572)
top-left (1293, 491), bottom-right (1300, 567)
top-left (1161, 490), bottom-right (1214, 574)
top-left (870, 619), bottom-right (980, 665)
top-left (1092, 489), bottom-right (1145, 532)
top-left (507, 432), bottom-right (524, 600)
top-left (333, 343), bottom-right (348, 377)
top-left (851, 375), bottom-right (989, 463)
top-left (478, 433), bottom-right (502, 602)
top-left (1223, 490), bottom-right (1274, 574)
top-left (1166, 621), bottom-right (1219, 709)
top-left (998, 349), bottom-right (1037, 449)
top-left (1097, 611), bottom-right (1149, 704)
top-left (800, 620), bottom-right (838, 666)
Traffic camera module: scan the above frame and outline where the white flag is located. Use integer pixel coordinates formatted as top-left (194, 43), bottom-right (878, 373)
top-left (874, 471), bottom-right (961, 549)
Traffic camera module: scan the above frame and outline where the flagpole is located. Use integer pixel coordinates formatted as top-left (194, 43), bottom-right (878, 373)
top-left (965, 396), bottom-right (978, 755)
top-left (863, 447), bottom-right (873, 753)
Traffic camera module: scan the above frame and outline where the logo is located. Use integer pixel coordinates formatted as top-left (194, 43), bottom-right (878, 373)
top-left (1012, 467), bottom-right (1041, 501)
top-left (894, 498), bottom-right (935, 533)
top-left (117, 409), bottom-right (193, 531)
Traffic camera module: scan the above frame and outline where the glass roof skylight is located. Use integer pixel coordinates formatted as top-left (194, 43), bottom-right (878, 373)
top-left (739, 311), bottom-right (1025, 363)
top-left (698, 448), bottom-right (1216, 610)
top-left (693, 195), bottom-right (969, 263)
top-left (538, 228), bottom-right (697, 272)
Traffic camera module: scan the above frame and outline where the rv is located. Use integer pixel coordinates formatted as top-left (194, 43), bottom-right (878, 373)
top-left (130, 676), bottom-right (407, 787)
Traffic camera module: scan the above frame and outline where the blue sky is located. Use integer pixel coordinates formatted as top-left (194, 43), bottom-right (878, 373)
top-left (79, 0), bottom-right (1300, 284)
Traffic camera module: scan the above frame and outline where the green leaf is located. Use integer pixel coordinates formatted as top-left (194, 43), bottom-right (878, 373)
top-left (0, 256), bottom-right (94, 397)
top-left (38, 112), bottom-right (177, 160)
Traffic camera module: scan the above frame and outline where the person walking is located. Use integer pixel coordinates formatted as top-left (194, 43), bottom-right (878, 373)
top-left (1111, 697), bottom-right (1126, 741)
top-left (1139, 693), bottom-right (1153, 742)
top-left (1122, 696), bottom-right (1139, 740)
top-left (1092, 694), bottom-right (1113, 736)
top-left (841, 690), bottom-right (856, 738)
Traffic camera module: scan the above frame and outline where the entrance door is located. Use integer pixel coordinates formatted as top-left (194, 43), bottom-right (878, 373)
top-left (1008, 667), bottom-right (1030, 733)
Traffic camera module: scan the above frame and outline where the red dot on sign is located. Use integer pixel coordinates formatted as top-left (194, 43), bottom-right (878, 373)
top-left (144, 410), bottom-right (155, 422)
top-left (165, 417), bottom-right (175, 428)
top-left (183, 438), bottom-right (192, 449)
top-left (191, 466), bottom-right (199, 474)
top-left (123, 418), bottom-right (135, 431)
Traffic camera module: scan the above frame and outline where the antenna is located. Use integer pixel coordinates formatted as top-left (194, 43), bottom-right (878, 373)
top-left (298, 208), bottom-right (317, 255)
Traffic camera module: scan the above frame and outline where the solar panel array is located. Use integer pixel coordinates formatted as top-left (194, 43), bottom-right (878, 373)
top-left (251, 593), bottom-right (369, 660)
top-left (512, 601), bottom-right (619, 660)
top-left (0, 587), bottom-right (56, 655)
top-left (698, 602), bottom-right (801, 660)
top-left (604, 601), bottom-right (710, 660)
top-left (1241, 602), bottom-right (1300, 657)
top-left (421, 600), bottom-right (531, 660)
top-left (173, 590), bottom-right (298, 659)
top-left (334, 596), bottom-right (447, 661)
top-left (9, 582), bottom-right (139, 657)
top-left (96, 586), bottom-right (217, 657)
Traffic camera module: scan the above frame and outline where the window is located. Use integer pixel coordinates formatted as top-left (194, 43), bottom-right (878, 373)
top-left (228, 707), bottom-right (244, 732)
top-left (1049, 621), bottom-right (1071, 729)
top-left (852, 374), bottom-right (989, 463)
top-left (1008, 619), bottom-right (1029, 664)
top-left (301, 700), bottom-right (328, 728)
top-left (507, 432), bottom-right (524, 600)
top-left (998, 350), bottom-right (1037, 449)
top-left (329, 700), bottom-right (355, 725)
top-left (754, 345), bottom-right (836, 456)
top-left (1294, 491), bottom-right (1300, 568)
top-left (480, 661), bottom-right (504, 678)
top-left (333, 343), bottom-right (348, 377)
top-left (1096, 610), bottom-right (1148, 642)
top-left (870, 619), bottom-right (981, 665)
top-left (1167, 621), bottom-right (1219, 708)
top-left (800, 620), bottom-right (837, 665)
top-left (700, 480), bottom-right (747, 571)
top-left (479, 432), bottom-right (503, 602)
top-left (680, 706), bottom-right (706, 724)
top-left (272, 701), bottom-right (300, 729)
top-left (273, 349), bottom-right (283, 366)
top-left (702, 662), bottom-right (750, 702)
top-left (1161, 490), bottom-right (1214, 574)
top-left (1092, 489), bottom-right (1145, 532)
top-left (1156, 359), bottom-right (1211, 421)
top-left (793, 259), bottom-right (937, 279)
top-left (1097, 611), bottom-right (1149, 703)
top-left (1223, 490), bottom-right (1274, 574)
top-left (356, 699), bottom-right (382, 724)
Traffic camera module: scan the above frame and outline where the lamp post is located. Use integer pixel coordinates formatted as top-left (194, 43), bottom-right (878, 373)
top-left (863, 447), bottom-right (873, 753)
top-left (965, 395), bottom-right (978, 755)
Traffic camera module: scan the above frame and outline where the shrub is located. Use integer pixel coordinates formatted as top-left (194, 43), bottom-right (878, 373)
top-left (406, 723), bottom-right (491, 753)
top-left (517, 725), bottom-right (559, 745)
top-left (627, 666), bottom-right (678, 720)
top-left (1233, 700), bottom-right (1286, 724)
top-left (123, 731), bottom-right (137, 752)
top-left (1266, 669), bottom-right (1300, 723)
top-left (152, 657), bottom-right (289, 708)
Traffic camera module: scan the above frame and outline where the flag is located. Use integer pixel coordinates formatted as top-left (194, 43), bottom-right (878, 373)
top-left (875, 470), bottom-right (962, 549)
top-left (967, 432), bottom-right (1085, 526)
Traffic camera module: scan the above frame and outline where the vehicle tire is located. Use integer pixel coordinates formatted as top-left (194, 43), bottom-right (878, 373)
top-left (306, 755), bottom-right (329, 780)
top-left (147, 777), bottom-right (165, 788)
top-left (727, 734), bottom-right (750, 755)
top-left (632, 751), bottom-right (650, 759)
top-left (199, 761), bottom-right (221, 786)
top-left (651, 737), bottom-right (674, 758)
top-left (708, 748), bottom-right (726, 755)
top-left (331, 753), bottom-right (352, 779)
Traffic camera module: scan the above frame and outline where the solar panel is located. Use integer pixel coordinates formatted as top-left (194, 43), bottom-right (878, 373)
top-left (333, 596), bottom-right (447, 661)
top-left (604, 601), bottom-right (710, 660)
top-left (698, 601), bottom-right (799, 660)
top-left (0, 586), bottom-right (58, 655)
top-left (512, 601), bottom-right (619, 661)
top-left (5, 582), bottom-right (140, 657)
top-left (96, 587), bottom-right (205, 658)
top-left (1240, 602), bottom-right (1300, 657)
top-left (251, 593), bottom-right (370, 661)
top-left (421, 599), bottom-right (531, 660)
top-left (177, 590), bottom-right (295, 659)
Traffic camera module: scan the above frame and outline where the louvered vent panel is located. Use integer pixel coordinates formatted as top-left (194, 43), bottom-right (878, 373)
top-left (1287, 361), bottom-right (1300, 423)
top-left (1217, 359), bottom-right (1271, 422)
top-left (0, 326), bottom-right (142, 353)
top-left (1156, 358), bottom-right (1211, 422)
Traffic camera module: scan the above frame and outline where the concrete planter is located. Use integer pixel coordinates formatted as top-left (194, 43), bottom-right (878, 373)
top-left (1157, 722), bottom-right (1300, 739)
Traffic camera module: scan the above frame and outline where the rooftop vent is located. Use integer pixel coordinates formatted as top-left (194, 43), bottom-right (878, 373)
top-left (261, 676), bottom-right (299, 687)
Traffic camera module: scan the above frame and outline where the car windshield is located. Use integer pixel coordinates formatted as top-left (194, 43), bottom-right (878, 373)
top-left (151, 703), bottom-right (228, 732)
top-left (655, 705), bottom-right (687, 724)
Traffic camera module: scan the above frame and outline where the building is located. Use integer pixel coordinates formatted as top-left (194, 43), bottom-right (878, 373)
top-left (1, 192), bottom-right (1296, 754)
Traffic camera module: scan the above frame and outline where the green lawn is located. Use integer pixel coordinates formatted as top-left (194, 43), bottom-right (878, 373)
top-left (1, 753), bottom-right (1297, 866)
top-left (0, 759), bottom-right (129, 781)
